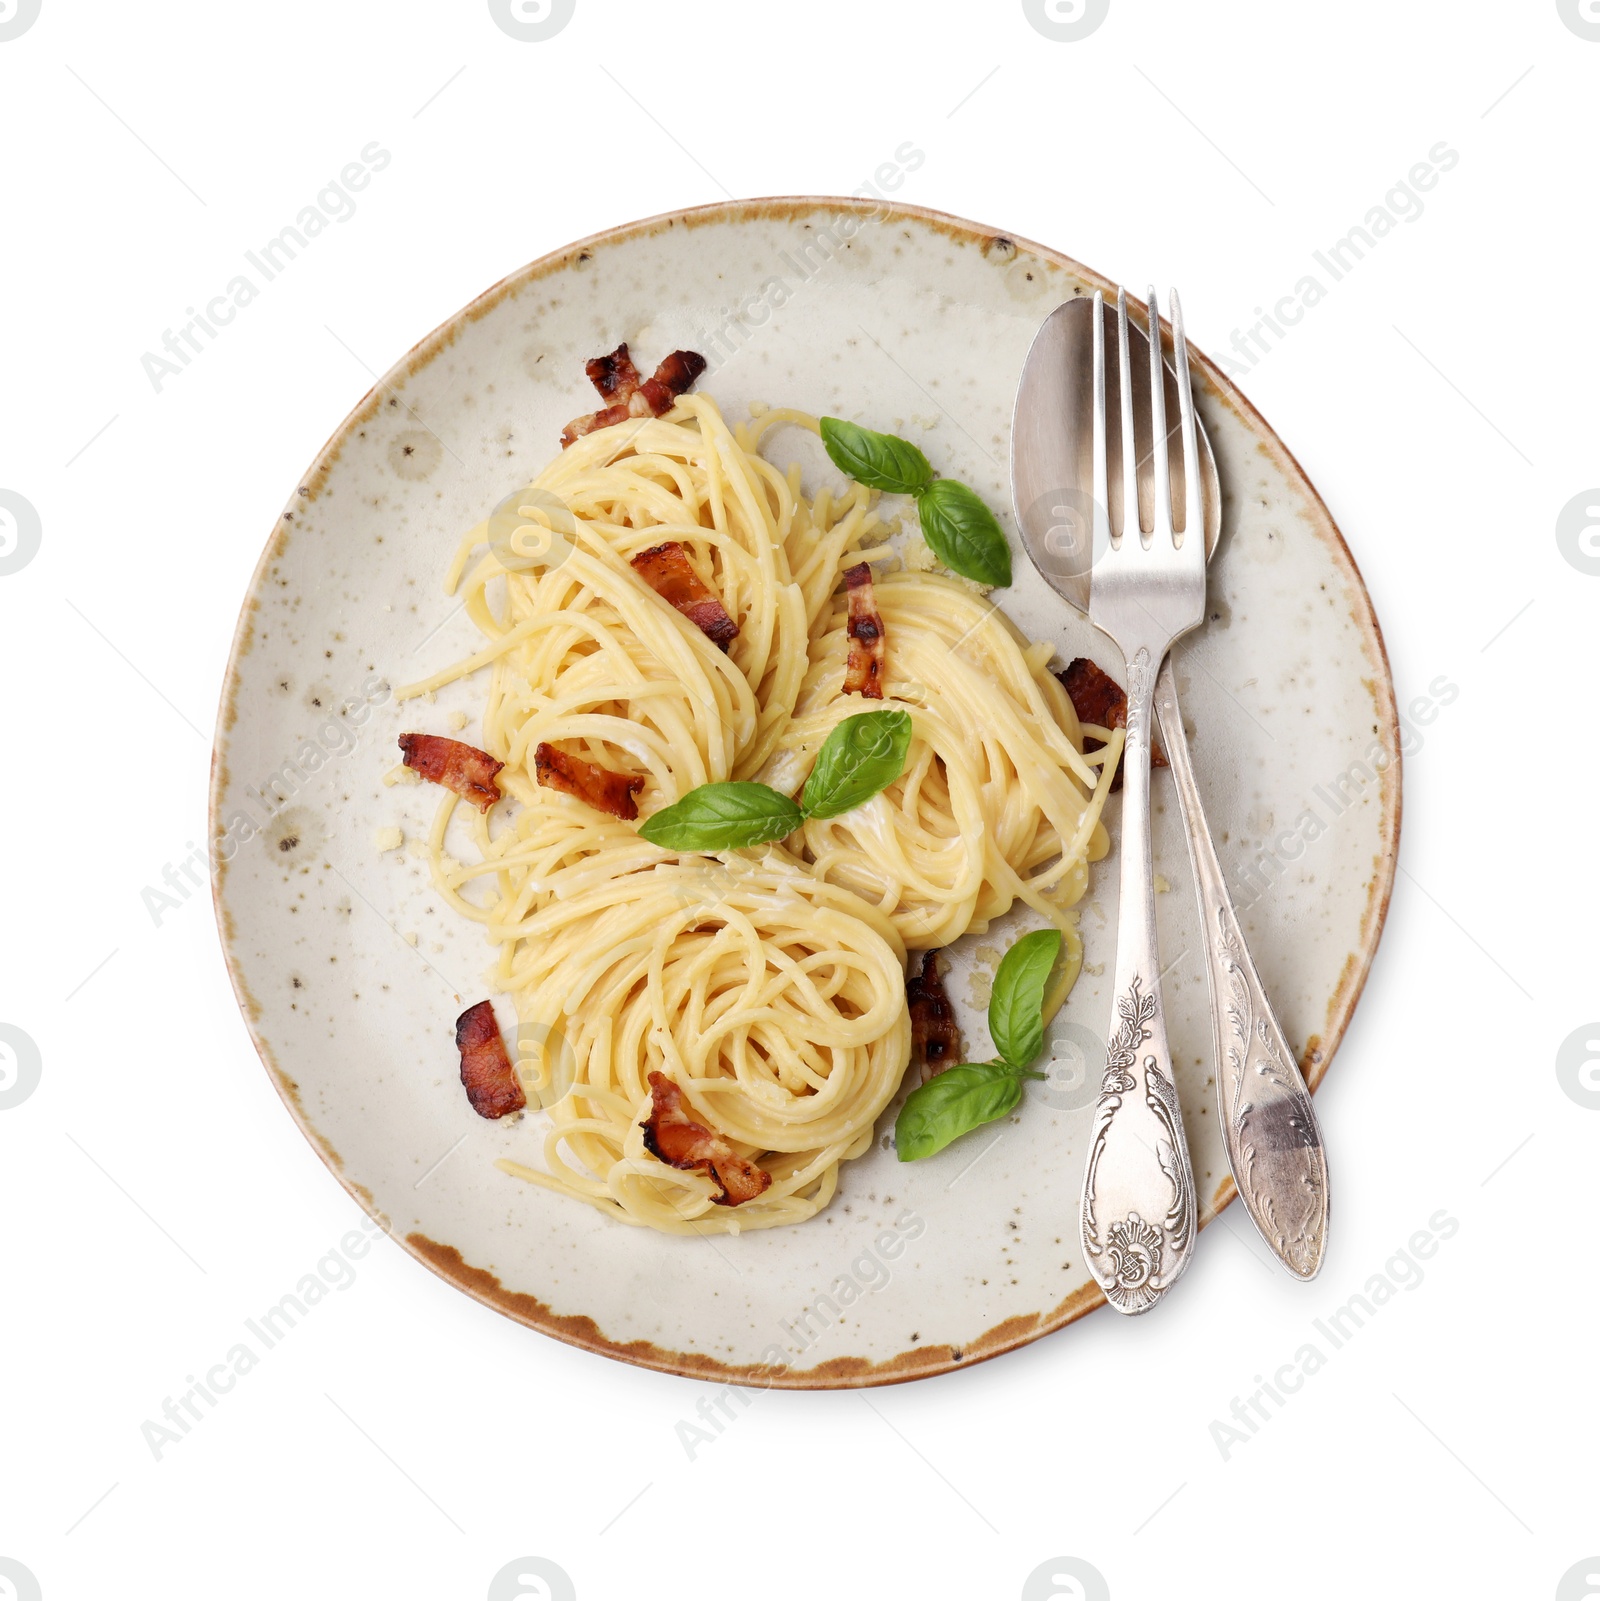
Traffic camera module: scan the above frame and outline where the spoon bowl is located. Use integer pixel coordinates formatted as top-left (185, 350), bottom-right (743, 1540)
top-left (1011, 295), bottom-right (1221, 616)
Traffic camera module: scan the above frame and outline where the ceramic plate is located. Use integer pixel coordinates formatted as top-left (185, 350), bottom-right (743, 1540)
top-left (211, 198), bottom-right (1399, 1387)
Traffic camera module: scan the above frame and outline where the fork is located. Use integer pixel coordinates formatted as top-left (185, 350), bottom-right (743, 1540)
top-left (1078, 286), bottom-right (1205, 1314)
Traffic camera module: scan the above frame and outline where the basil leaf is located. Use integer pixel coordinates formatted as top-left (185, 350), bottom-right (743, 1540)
top-left (801, 709), bottom-right (913, 820)
top-left (915, 478), bottom-right (1013, 588)
top-left (894, 1061), bottom-right (1025, 1162)
top-left (988, 928), bottom-right (1063, 1071)
top-left (820, 417), bottom-right (935, 497)
top-left (638, 782), bottom-right (804, 851)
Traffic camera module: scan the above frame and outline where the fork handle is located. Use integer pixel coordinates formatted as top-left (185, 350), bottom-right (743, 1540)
top-left (1153, 660), bottom-right (1329, 1278)
top-left (1080, 644), bottom-right (1197, 1314)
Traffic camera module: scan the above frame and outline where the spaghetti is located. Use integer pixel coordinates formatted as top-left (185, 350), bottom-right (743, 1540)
top-left (397, 391), bottom-right (1112, 1233)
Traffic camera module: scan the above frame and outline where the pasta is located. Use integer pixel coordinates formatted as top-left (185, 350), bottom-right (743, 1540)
top-left (782, 574), bottom-right (1115, 956)
top-left (397, 392), bottom-right (1112, 1234)
top-left (495, 854), bottom-right (910, 1233)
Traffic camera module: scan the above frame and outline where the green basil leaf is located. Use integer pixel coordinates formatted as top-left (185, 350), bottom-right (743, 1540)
top-left (801, 709), bottom-right (913, 821)
top-left (915, 477), bottom-right (1013, 588)
top-left (894, 1061), bottom-right (1025, 1162)
top-left (638, 782), bottom-right (804, 851)
top-left (988, 928), bottom-right (1063, 1071)
top-left (819, 417), bottom-right (935, 497)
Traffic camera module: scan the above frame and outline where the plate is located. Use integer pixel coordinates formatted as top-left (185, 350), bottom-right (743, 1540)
top-left (210, 198), bottom-right (1399, 1387)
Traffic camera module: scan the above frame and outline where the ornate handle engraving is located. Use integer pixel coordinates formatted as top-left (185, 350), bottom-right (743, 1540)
top-left (1153, 659), bottom-right (1329, 1279)
top-left (1082, 977), bottom-right (1196, 1310)
top-left (1080, 648), bottom-right (1198, 1313)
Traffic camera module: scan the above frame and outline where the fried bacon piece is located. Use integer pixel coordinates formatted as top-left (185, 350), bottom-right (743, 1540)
top-left (630, 541), bottom-right (739, 651)
top-left (907, 951), bottom-right (960, 1082)
top-left (560, 345), bottom-right (709, 447)
top-left (534, 741), bottom-right (644, 820)
top-left (399, 733), bottom-right (504, 812)
top-left (1056, 657), bottom-right (1167, 791)
top-left (635, 349), bottom-right (706, 416)
top-left (455, 1000), bottom-right (525, 1119)
top-left (561, 403), bottom-right (631, 443)
top-left (640, 1071), bottom-right (771, 1206)
top-left (585, 343), bottom-right (642, 401)
top-left (842, 562), bottom-right (886, 698)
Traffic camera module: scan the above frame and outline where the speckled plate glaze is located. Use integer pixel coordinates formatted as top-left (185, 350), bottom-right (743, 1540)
top-left (211, 199), bottom-right (1399, 1388)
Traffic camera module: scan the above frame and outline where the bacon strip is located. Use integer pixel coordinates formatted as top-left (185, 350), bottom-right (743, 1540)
top-left (535, 741), bottom-right (644, 820)
top-left (630, 541), bottom-right (739, 651)
top-left (640, 1071), bottom-right (771, 1206)
top-left (455, 1000), bottom-right (526, 1119)
top-left (907, 951), bottom-right (960, 1082)
top-left (842, 562), bottom-right (886, 698)
top-left (560, 348), bottom-right (709, 447)
top-left (636, 350), bottom-right (706, 416)
top-left (562, 402), bottom-right (632, 444)
top-left (399, 733), bottom-right (504, 812)
top-left (585, 343), bottom-right (642, 401)
top-left (1057, 657), bottom-right (1166, 790)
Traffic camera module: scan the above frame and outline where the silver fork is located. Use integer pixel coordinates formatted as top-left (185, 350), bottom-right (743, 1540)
top-left (1079, 286), bottom-right (1205, 1314)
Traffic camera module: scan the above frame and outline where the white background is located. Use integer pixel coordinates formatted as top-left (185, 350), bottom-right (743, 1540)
top-left (1, 2), bottom-right (1593, 1597)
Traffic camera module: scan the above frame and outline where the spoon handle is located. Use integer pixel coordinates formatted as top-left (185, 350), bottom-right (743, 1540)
top-left (1154, 658), bottom-right (1329, 1279)
top-left (1080, 645), bottom-right (1197, 1314)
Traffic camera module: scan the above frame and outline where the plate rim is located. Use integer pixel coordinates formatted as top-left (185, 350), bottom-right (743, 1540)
top-left (209, 194), bottom-right (1402, 1388)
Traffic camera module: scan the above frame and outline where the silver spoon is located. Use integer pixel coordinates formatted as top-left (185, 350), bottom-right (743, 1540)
top-left (1012, 293), bottom-right (1329, 1283)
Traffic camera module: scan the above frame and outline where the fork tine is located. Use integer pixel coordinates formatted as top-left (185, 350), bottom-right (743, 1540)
top-left (1116, 287), bottom-right (1140, 545)
top-left (1090, 290), bottom-right (1112, 561)
top-left (1145, 285), bottom-right (1172, 541)
top-left (1169, 288), bottom-right (1203, 550)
